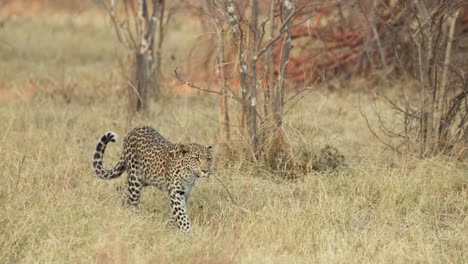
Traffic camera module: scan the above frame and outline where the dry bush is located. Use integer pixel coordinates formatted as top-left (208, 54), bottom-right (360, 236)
top-left (312, 145), bottom-right (346, 172)
top-left (258, 127), bottom-right (309, 179)
top-left (215, 123), bottom-right (346, 180)
top-left (361, 0), bottom-right (468, 160)
top-left (257, 124), bottom-right (346, 177)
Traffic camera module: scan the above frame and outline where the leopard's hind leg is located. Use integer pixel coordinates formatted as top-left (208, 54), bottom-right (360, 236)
top-left (124, 159), bottom-right (144, 208)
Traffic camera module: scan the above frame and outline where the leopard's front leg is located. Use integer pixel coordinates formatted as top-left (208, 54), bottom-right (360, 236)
top-left (168, 186), bottom-right (192, 233)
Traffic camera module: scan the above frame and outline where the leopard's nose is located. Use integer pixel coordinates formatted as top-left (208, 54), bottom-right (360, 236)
top-left (201, 169), bottom-right (209, 174)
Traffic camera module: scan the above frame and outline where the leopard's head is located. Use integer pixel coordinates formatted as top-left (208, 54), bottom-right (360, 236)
top-left (173, 143), bottom-right (214, 178)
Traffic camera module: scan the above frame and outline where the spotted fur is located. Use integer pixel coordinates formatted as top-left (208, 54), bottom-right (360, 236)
top-left (92, 126), bottom-right (213, 233)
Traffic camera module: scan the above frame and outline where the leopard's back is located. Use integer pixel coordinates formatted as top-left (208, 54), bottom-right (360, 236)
top-left (122, 126), bottom-right (173, 190)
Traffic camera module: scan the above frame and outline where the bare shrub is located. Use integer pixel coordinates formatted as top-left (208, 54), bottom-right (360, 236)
top-left (94, 0), bottom-right (166, 113)
top-left (175, 0), bottom-right (315, 166)
top-left (214, 123), bottom-right (345, 179)
top-left (258, 130), bottom-right (346, 178)
top-left (361, 0), bottom-right (467, 160)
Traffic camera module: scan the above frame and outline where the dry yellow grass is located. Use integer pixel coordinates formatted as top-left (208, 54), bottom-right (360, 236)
top-left (1, 8), bottom-right (467, 264)
top-left (0, 92), bottom-right (466, 263)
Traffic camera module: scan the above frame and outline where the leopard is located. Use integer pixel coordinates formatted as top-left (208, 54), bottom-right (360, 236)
top-left (92, 125), bottom-right (213, 233)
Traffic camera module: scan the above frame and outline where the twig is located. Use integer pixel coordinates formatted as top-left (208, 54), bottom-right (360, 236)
top-left (213, 174), bottom-right (261, 216)
top-left (255, 3), bottom-right (300, 60)
top-left (358, 96), bottom-right (402, 155)
top-left (15, 155), bottom-right (26, 192)
top-left (253, 1), bottom-right (313, 61)
top-left (173, 68), bottom-right (241, 103)
top-left (93, 0), bottom-right (132, 49)
top-left (127, 81), bottom-right (144, 105)
top-left (213, 174), bottom-right (238, 206)
top-left (283, 87), bottom-right (313, 117)
top-left (381, 94), bottom-right (418, 117)
top-left (173, 68), bottom-right (213, 92)
top-left (173, 68), bottom-right (266, 122)
top-left (195, 110), bottom-right (243, 128)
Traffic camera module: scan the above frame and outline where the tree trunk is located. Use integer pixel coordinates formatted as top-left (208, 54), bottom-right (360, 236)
top-left (154, 0), bottom-right (165, 96)
top-left (224, 0), bottom-right (248, 133)
top-left (133, 52), bottom-right (148, 112)
top-left (275, 0), bottom-right (293, 127)
top-left (202, 0), bottom-right (231, 141)
top-left (217, 34), bottom-right (230, 141)
top-left (248, 0), bottom-right (259, 151)
top-left (94, 0), bottom-right (164, 113)
top-left (264, 0), bottom-right (275, 121)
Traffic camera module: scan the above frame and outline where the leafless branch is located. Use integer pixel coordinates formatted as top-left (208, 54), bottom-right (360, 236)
top-left (93, 0), bottom-right (132, 49)
top-left (254, 2), bottom-right (309, 60)
top-left (127, 81), bottom-right (144, 104)
top-left (283, 87), bottom-right (313, 117)
top-left (358, 96), bottom-right (402, 155)
top-left (173, 68), bottom-right (242, 103)
top-left (213, 174), bottom-right (239, 206)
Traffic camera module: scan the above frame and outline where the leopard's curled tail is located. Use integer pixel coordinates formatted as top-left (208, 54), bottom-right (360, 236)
top-left (92, 131), bottom-right (126, 179)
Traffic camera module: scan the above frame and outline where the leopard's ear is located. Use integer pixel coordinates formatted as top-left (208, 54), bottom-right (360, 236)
top-left (176, 143), bottom-right (191, 155)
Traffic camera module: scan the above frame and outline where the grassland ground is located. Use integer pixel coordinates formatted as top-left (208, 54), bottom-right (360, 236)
top-left (1, 6), bottom-right (467, 264)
